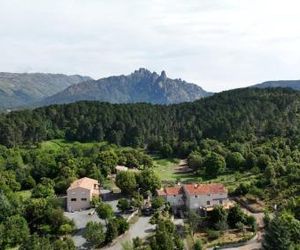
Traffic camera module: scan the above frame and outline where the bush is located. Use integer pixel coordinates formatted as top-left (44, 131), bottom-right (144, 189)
top-left (234, 183), bottom-right (250, 196)
top-left (90, 196), bottom-right (101, 208)
top-left (83, 221), bottom-right (105, 247)
top-left (194, 239), bottom-right (203, 250)
top-left (105, 219), bottom-right (118, 243)
top-left (115, 217), bottom-right (129, 234)
top-left (117, 198), bottom-right (130, 212)
top-left (151, 196), bottom-right (165, 210)
top-left (207, 230), bottom-right (220, 240)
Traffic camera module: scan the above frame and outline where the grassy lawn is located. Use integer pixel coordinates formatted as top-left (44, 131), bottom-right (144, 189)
top-left (203, 172), bottom-right (261, 191)
top-left (153, 156), bottom-right (202, 183)
top-left (153, 156), bottom-right (180, 181)
top-left (38, 139), bottom-right (109, 152)
top-left (153, 155), bottom-right (260, 190)
top-left (102, 178), bottom-right (119, 191)
top-left (16, 189), bottom-right (32, 200)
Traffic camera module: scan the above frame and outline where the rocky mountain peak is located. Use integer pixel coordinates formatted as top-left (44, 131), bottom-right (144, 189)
top-left (160, 70), bottom-right (167, 81)
top-left (133, 68), bottom-right (152, 76)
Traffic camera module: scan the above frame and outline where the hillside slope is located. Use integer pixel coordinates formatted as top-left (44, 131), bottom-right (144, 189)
top-left (39, 68), bottom-right (211, 105)
top-left (0, 72), bottom-right (92, 109)
top-left (0, 88), bottom-right (299, 147)
top-left (252, 80), bottom-right (300, 90)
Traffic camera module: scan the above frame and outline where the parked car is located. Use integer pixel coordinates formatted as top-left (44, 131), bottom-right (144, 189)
top-left (142, 207), bottom-right (153, 216)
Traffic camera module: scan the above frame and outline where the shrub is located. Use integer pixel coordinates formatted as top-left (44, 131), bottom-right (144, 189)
top-left (117, 198), bottom-right (130, 212)
top-left (83, 221), bottom-right (105, 247)
top-left (207, 230), bottom-right (220, 240)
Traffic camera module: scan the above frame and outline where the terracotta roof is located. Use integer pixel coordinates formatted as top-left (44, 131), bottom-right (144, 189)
top-left (67, 177), bottom-right (99, 191)
top-left (184, 183), bottom-right (227, 195)
top-left (157, 186), bottom-right (183, 196)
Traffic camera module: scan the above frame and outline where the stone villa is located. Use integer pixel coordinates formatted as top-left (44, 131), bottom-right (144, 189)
top-left (67, 177), bottom-right (100, 212)
top-left (157, 183), bottom-right (228, 212)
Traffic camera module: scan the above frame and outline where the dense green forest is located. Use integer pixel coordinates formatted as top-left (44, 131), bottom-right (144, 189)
top-left (0, 88), bottom-right (300, 249)
top-left (0, 140), bottom-right (157, 249)
top-left (1, 88), bottom-right (300, 150)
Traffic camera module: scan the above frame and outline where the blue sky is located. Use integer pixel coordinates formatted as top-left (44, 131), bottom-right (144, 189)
top-left (1, 0), bottom-right (300, 92)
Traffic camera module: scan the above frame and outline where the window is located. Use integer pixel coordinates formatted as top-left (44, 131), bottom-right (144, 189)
top-left (207, 200), bottom-right (210, 205)
top-left (195, 195), bottom-right (198, 198)
top-left (207, 194), bottom-right (211, 196)
top-left (173, 195), bottom-right (176, 197)
top-left (219, 200), bottom-right (223, 204)
top-left (71, 198), bottom-right (77, 202)
top-left (81, 198), bottom-right (87, 201)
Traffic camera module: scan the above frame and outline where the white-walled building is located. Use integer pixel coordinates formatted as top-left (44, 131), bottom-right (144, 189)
top-left (183, 183), bottom-right (228, 210)
top-left (67, 177), bottom-right (100, 212)
top-left (157, 183), bottom-right (228, 212)
top-left (157, 186), bottom-right (185, 208)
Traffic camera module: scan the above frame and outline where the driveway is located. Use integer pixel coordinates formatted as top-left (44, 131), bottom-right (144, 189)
top-left (102, 215), bottom-right (155, 250)
top-left (65, 209), bottom-right (104, 249)
top-left (64, 190), bottom-right (120, 250)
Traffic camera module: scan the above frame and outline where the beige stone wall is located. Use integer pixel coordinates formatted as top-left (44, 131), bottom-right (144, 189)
top-left (67, 187), bottom-right (91, 212)
top-left (186, 191), bottom-right (228, 210)
top-left (166, 194), bottom-right (184, 207)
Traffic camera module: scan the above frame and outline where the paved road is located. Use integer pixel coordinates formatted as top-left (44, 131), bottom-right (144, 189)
top-left (102, 216), bottom-right (155, 250)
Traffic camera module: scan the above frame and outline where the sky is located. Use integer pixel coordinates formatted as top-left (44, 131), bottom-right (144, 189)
top-left (1, 0), bottom-right (300, 92)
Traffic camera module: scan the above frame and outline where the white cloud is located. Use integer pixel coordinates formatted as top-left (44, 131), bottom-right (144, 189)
top-left (0, 0), bottom-right (300, 91)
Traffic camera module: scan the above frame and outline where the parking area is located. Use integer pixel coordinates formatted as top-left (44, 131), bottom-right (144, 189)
top-left (103, 215), bottom-right (155, 250)
top-left (64, 190), bottom-right (120, 249)
top-left (65, 208), bottom-right (102, 249)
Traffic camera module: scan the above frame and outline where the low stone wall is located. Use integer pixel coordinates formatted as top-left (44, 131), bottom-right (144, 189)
top-left (207, 232), bottom-right (257, 249)
top-left (126, 209), bottom-right (139, 222)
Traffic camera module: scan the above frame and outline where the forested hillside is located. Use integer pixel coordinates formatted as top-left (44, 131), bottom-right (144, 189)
top-left (0, 72), bottom-right (92, 108)
top-left (253, 80), bottom-right (300, 90)
top-left (0, 88), bottom-right (299, 249)
top-left (1, 88), bottom-right (300, 149)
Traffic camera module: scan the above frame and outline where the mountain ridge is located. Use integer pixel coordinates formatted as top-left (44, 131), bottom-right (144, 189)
top-left (0, 72), bottom-right (92, 109)
top-left (252, 80), bottom-right (300, 90)
top-left (38, 68), bottom-right (212, 106)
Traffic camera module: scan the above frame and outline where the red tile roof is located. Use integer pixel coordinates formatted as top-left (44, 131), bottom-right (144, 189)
top-left (67, 177), bottom-right (100, 191)
top-left (157, 186), bottom-right (183, 196)
top-left (183, 183), bottom-right (226, 195)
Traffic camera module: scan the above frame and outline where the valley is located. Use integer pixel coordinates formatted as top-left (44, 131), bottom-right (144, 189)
top-left (0, 88), bottom-right (299, 249)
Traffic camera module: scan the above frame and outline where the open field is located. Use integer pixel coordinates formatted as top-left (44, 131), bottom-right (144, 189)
top-left (153, 156), bottom-right (203, 183)
top-left (38, 139), bottom-right (108, 151)
top-left (153, 156), bottom-right (261, 191)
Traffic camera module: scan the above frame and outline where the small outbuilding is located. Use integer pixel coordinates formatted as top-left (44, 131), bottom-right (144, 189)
top-left (115, 165), bottom-right (129, 173)
top-left (67, 177), bottom-right (100, 212)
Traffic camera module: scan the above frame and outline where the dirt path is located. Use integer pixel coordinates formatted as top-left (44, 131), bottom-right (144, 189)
top-left (174, 159), bottom-right (193, 173)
